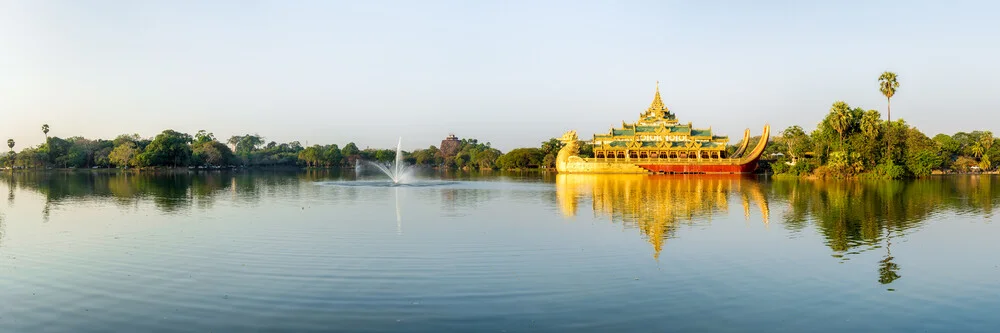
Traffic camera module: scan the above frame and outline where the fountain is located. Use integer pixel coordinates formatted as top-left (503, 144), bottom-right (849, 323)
top-left (366, 137), bottom-right (413, 184)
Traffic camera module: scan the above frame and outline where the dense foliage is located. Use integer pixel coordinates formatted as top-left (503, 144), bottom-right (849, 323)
top-left (760, 100), bottom-right (995, 179)
top-left (0, 126), bottom-right (582, 171)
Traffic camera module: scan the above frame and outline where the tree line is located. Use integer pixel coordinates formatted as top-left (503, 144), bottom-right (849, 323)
top-left (761, 71), bottom-right (996, 178)
top-left (6, 71), bottom-right (983, 177)
top-left (2, 125), bottom-right (585, 171)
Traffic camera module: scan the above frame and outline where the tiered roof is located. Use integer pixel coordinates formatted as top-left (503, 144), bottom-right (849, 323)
top-left (592, 82), bottom-right (728, 149)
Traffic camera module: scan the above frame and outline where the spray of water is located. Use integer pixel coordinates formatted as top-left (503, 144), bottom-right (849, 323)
top-left (365, 137), bottom-right (413, 184)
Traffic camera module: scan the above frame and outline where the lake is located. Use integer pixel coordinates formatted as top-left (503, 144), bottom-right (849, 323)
top-left (1, 170), bottom-right (998, 332)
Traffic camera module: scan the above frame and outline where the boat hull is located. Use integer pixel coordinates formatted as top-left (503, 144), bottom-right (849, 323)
top-left (636, 160), bottom-right (760, 174)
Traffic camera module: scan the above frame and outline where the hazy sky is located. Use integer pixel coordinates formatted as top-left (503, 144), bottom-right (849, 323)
top-left (2, 1), bottom-right (998, 151)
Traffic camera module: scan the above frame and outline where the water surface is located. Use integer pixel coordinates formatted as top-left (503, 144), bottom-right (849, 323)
top-left (1, 170), bottom-right (998, 332)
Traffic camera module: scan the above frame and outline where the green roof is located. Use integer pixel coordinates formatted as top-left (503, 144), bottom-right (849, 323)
top-left (691, 129), bottom-right (712, 137)
top-left (668, 126), bottom-right (690, 133)
top-left (612, 129), bottom-right (635, 136)
top-left (635, 126), bottom-right (657, 133)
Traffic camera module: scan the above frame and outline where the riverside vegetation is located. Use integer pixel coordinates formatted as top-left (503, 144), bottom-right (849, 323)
top-left (758, 71), bottom-right (996, 179)
top-left (1, 72), bottom-right (988, 178)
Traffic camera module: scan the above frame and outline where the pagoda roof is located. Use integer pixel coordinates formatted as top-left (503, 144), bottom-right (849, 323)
top-left (590, 82), bottom-right (732, 146)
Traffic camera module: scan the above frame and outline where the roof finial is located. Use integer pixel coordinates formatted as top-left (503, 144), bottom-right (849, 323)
top-left (649, 80), bottom-right (664, 113)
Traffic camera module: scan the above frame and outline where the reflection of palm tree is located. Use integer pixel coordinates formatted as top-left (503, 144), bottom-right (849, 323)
top-left (878, 226), bottom-right (901, 285)
top-left (42, 202), bottom-right (51, 223)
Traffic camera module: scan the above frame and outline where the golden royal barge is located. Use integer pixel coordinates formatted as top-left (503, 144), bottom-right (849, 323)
top-left (555, 83), bottom-right (770, 174)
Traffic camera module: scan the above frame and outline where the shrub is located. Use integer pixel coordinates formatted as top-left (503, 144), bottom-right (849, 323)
top-left (873, 160), bottom-right (907, 179)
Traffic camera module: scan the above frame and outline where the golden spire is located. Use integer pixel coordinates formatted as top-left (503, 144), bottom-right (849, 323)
top-left (648, 81), bottom-right (665, 113)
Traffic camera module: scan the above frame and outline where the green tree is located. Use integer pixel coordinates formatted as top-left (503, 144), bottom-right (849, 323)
top-left (781, 125), bottom-right (811, 161)
top-left (109, 142), bottom-right (138, 168)
top-left (227, 134), bottom-right (264, 155)
top-left (540, 138), bottom-right (565, 157)
top-left (323, 144), bottom-right (343, 166)
top-left (341, 142), bottom-right (360, 157)
top-left (542, 154), bottom-right (556, 168)
top-left (192, 141), bottom-right (234, 167)
top-left (878, 71), bottom-right (900, 121)
top-left (139, 130), bottom-right (193, 167)
top-left (860, 110), bottom-right (881, 140)
top-left (195, 130), bottom-right (216, 144)
top-left (42, 124), bottom-right (49, 139)
top-left (299, 145), bottom-right (319, 167)
top-left (828, 101), bottom-right (852, 147)
top-left (6, 139), bottom-right (12, 152)
top-left (496, 148), bottom-right (543, 169)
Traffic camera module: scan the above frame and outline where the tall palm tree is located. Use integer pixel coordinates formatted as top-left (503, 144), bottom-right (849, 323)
top-left (42, 124), bottom-right (49, 139)
top-left (5, 139), bottom-right (13, 170)
top-left (878, 71), bottom-right (900, 121)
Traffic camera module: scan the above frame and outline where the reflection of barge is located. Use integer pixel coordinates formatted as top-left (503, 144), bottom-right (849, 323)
top-left (555, 83), bottom-right (769, 174)
top-left (555, 174), bottom-right (770, 258)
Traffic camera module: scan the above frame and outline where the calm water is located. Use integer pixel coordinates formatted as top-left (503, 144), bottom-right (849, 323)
top-left (1, 170), bottom-right (999, 332)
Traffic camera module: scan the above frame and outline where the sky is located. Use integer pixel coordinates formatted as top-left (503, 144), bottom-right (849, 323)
top-left (2, 0), bottom-right (999, 151)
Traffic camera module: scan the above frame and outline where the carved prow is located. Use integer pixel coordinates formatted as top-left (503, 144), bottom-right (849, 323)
top-left (738, 124), bottom-right (771, 164)
top-left (730, 128), bottom-right (751, 158)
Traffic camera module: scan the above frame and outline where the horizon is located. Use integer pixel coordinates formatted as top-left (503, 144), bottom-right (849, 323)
top-left (3, 1), bottom-right (999, 152)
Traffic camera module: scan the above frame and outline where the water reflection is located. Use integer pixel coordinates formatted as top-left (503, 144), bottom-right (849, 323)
top-left (0, 170), bottom-right (349, 218)
top-left (556, 174), bottom-right (770, 259)
top-left (771, 177), bottom-right (1000, 285)
top-left (556, 175), bottom-right (1000, 285)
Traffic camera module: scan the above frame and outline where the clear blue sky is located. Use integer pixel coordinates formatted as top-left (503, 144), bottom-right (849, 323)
top-left (2, 0), bottom-right (998, 151)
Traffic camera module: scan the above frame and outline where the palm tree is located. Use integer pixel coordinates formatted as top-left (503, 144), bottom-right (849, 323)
top-left (860, 110), bottom-right (881, 139)
top-left (971, 142), bottom-right (985, 159)
top-left (829, 101), bottom-right (851, 148)
top-left (980, 131), bottom-right (994, 152)
top-left (878, 71), bottom-right (900, 121)
top-left (5, 139), bottom-right (13, 170)
top-left (42, 124), bottom-right (49, 138)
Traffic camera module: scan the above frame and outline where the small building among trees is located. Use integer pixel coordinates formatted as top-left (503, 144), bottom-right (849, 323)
top-left (440, 134), bottom-right (460, 158)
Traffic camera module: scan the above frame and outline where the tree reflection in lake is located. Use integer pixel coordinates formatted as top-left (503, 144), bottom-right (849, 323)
top-left (0, 170), bottom-right (350, 217)
top-left (558, 174), bottom-right (1000, 285)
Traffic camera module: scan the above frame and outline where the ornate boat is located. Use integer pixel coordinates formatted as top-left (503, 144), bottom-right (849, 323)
top-left (555, 83), bottom-right (769, 174)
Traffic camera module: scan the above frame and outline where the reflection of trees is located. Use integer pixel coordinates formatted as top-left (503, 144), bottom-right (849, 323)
top-left (440, 188), bottom-right (499, 212)
top-left (771, 176), bottom-right (1000, 285)
top-left (0, 170), bottom-right (338, 217)
top-left (556, 174), bottom-right (769, 259)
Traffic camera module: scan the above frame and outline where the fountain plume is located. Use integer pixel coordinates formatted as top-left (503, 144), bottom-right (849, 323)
top-left (365, 137), bottom-right (413, 184)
